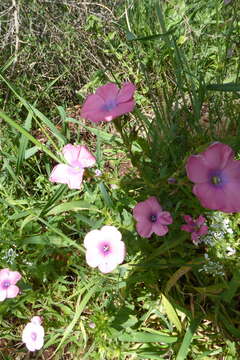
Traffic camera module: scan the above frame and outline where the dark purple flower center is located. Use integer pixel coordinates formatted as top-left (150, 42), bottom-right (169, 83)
top-left (2, 280), bottom-right (10, 289)
top-left (102, 99), bottom-right (117, 112)
top-left (31, 332), bottom-right (37, 341)
top-left (150, 214), bottom-right (157, 223)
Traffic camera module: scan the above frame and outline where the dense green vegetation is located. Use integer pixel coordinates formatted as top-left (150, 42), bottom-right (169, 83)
top-left (0, 0), bottom-right (240, 359)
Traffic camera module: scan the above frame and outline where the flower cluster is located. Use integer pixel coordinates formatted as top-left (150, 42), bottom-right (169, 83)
top-left (181, 215), bottom-right (208, 245)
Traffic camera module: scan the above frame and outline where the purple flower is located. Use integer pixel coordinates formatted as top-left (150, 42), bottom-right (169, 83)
top-left (0, 268), bottom-right (21, 302)
top-left (80, 82), bottom-right (136, 123)
top-left (84, 226), bottom-right (126, 274)
top-left (22, 316), bottom-right (44, 352)
top-left (49, 144), bottom-right (96, 189)
top-left (133, 196), bottom-right (173, 238)
top-left (186, 142), bottom-right (240, 213)
top-left (181, 215), bottom-right (208, 245)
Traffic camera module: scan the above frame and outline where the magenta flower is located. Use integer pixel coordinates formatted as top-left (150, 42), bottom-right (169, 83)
top-left (133, 196), bottom-right (173, 238)
top-left (186, 142), bottom-right (240, 213)
top-left (80, 82), bottom-right (136, 123)
top-left (181, 215), bottom-right (208, 245)
top-left (0, 268), bottom-right (21, 302)
top-left (49, 144), bottom-right (96, 189)
top-left (22, 316), bottom-right (44, 352)
top-left (84, 226), bottom-right (126, 274)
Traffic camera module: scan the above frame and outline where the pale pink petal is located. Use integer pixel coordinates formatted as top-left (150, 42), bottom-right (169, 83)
top-left (117, 82), bottom-right (136, 103)
top-left (191, 233), bottom-right (201, 244)
top-left (6, 285), bottom-right (19, 298)
top-left (84, 230), bottom-right (103, 248)
top-left (7, 271), bottom-right (21, 285)
top-left (77, 146), bottom-right (96, 168)
top-left (50, 164), bottom-right (84, 189)
top-left (95, 83), bottom-right (119, 101)
top-left (157, 211), bottom-right (173, 225)
top-left (193, 183), bottom-right (226, 210)
top-left (31, 316), bottom-right (42, 325)
top-left (22, 323), bottom-right (32, 343)
top-left (105, 100), bottom-right (135, 120)
top-left (85, 248), bottom-right (102, 268)
top-left (25, 341), bottom-right (37, 352)
top-left (136, 221), bottom-right (153, 238)
top-left (35, 336), bottom-right (44, 350)
top-left (62, 144), bottom-right (81, 165)
top-left (0, 268), bottom-right (10, 279)
top-left (186, 155), bottom-right (210, 183)
top-left (98, 258), bottom-right (119, 274)
top-left (49, 164), bottom-right (72, 184)
top-left (152, 224), bottom-right (169, 236)
top-left (0, 290), bottom-right (7, 302)
top-left (100, 226), bottom-right (122, 243)
top-left (202, 142), bottom-right (234, 169)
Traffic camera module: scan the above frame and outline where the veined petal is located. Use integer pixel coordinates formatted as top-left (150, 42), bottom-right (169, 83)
top-left (136, 221), bottom-right (153, 238)
top-left (152, 224), bottom-right (169, 236)
top-left (77, 146), bottom-right (96, 168)
top-left (186, 155), bottom-right (210, 183)
top-left (202, 142), bottom-right (234, 169)
top-left (95, 83), bottom-right (119, 101)
top-left (157, 211), bottom-right (173, 225)
top-left (193, 183), bottom-right (226, 210)
top-left (117, 82), bottom-right (136, 103)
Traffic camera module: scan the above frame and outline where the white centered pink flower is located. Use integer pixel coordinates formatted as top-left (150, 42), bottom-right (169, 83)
top-left (0, 268), bottom-right (21, 302)
top-left (49, 144), bottom-right (96, 189)
top-left (22, 316), bottom-right (44, 352)
top-left (84, 226), bottom-right (126, 273)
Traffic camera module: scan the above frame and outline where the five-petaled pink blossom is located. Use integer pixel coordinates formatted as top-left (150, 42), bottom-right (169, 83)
top-left (0, 268), bottom-right (21, 302)
top-left (84, 226), bottom-right (126, 274)
top-left (49, 144), bottom-right (96, 189)
top-left (80, 82), bottom-right (136, 123)
top-left (22, 316), bottom-right (44, 352)
top-left (133, 196), bottom-right (173, 238)
top-left (181, 215), bottom-right (208, 245)
top-left (186, 142), bottom-right (240, 213)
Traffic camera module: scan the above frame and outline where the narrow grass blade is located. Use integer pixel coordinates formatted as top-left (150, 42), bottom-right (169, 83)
top-left (176, 317), bottom-right (202, 360)
top-left (16, 111), bottom-right (32, 175)
top-left (206, 82), bottom-right (240, 92)
top-left (0, 110), bottom-right (61, 163)
top-left (46, 200), bottom-right (100, 216)
top-left (118, 331), bottom-right (177, 344)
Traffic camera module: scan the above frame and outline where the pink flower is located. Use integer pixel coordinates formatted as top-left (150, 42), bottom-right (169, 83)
top-left (22, 316), bottom-right (44, 352)
top-left (181, 215), bottom-right (208, 245)
top-left (49, 144), bottom-right (96, 189)
top-left (133, 196), bottom-right (173, 238)
top-left (0, 268), bottom-right (21, 302)
top-left (80, 82), bottom-right (136, 123)
top-left (84, 226), bottom-right (126, 274)
top-left (186, 142), bottom-right (240, 213)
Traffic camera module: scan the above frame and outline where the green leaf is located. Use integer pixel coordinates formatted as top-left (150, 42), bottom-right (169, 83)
top-left (118, 331), bottom-right (177, 344)
top-left (161, 294), bottom-right (182, 333)
top-left (16, 111), bottom-right (33, 175)
top-left (47, 200), bottom-right (100, 216)
top-left (206, 82), bottom-right (240, 92)
top-left (176, 317), bottom-right (202, 360)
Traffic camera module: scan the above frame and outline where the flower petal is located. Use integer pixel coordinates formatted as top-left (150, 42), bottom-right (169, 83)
top-left (0, 268), bottom-right (10, 280)
top-left (152, 224), bottom-right (169, 236)
top-left (181, 224), bottom-right (193, 233)
top-left (49, 164), bottom-right (84, 189)
top-left (202, 142), bottom-right (234, 169)
top-left (136, 221), bottom-right (153, 238)
top-left (195, 215), bottom-right (206, 226)
top-left (193, 183), bottom-right (226, 210)
top-left (77, 146), bottom-right (96, 168)
top-left (95, 83), bottom-right (119, 101)
top-left (100, 226), bottom-right (122, 243)
top-left (98, 258), bottom-right (119, 274)
top-left (133, 197), bottom-right (162, 221)
top-left (6, 285), bottom-right (19, 298)
top-left (85, 248), bottom-right (102, 268)
top-left (35, 336), bottom-right (44, 351)
top-left (157, 211), bottom-right (173, 225)
top-left (7, 271), bottom-right (21, 285)
top-left (84, 230), bottom-right (103, 248)
top-left (80, 94), bottom-right (106, 122)
top-left (0, 290), bottom-right (7, 302)
top-left (218, 181), bottom-right (240, 212)
top-left (186, 155), bottom-right (210, 183)
top-left (104, 100), bottom-right (135, 120)
top-left (117, 82), bottom-right (136, 103)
